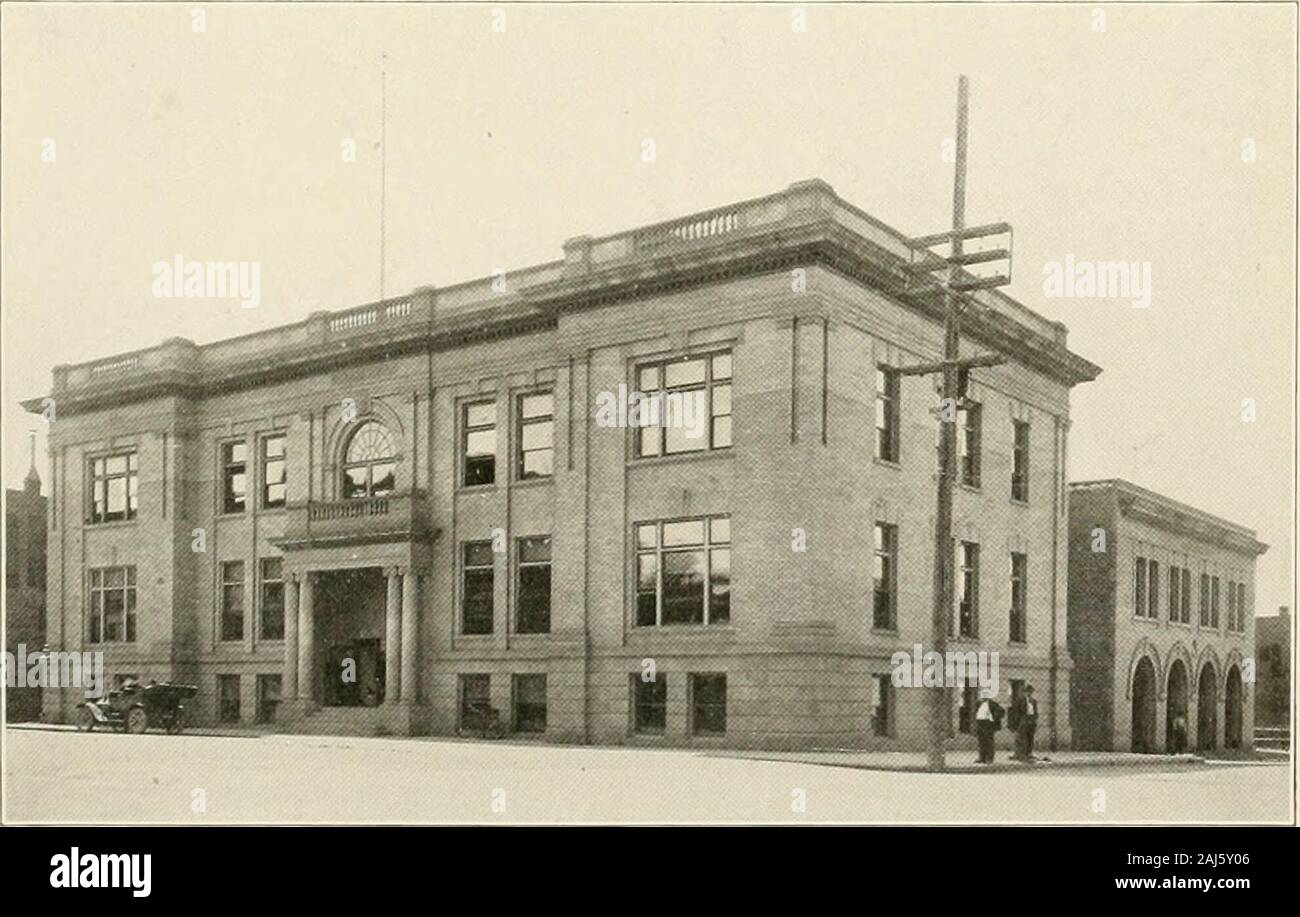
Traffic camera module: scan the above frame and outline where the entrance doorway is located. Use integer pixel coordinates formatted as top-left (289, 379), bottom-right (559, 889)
top-left (325, 639), bottom-right (384, 706)
top-left (1165, 660), bottom-right (1188, 753)
top-left (1224, 665), bottom-right (1243, 749)
top-left (315, 568), bottom-right (387, 707)
top-left (1131, 656), bottom-right (1157, 753)
top-left (1196, 663), bottom-right (1218, 752)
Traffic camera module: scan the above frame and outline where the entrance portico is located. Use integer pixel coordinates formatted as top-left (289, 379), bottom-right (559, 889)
top-left (284, 565), bottom-right (420, 706)
top-left (272, 489), bottom-right (435, 734)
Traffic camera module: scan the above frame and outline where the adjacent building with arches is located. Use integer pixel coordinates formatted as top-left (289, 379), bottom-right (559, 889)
top-left (1067, 480), bottom-right (1266, 753)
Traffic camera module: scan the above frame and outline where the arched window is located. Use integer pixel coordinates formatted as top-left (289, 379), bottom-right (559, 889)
top-left (341, 421), bottom-right (397, 499)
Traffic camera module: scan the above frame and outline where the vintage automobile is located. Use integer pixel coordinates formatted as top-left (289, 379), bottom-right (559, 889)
top-left (75, 681), bottom-right (198, 734)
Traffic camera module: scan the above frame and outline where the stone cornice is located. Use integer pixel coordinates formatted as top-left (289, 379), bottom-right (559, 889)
top-left (24, 179), bottom-right (1102, 419)
top-left (1072, 479), bottom-right (1268, 557)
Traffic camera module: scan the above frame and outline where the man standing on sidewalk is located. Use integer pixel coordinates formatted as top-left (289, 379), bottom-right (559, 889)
top-left (1015, 685), bottom-right (1039, 762)
top-left (974, 692), bottom-right (1001, 764)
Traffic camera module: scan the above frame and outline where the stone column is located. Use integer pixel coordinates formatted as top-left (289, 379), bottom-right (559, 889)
top-left (297, 572), bottom-right (315, 700)
top-left (385, 567), bottom-right (402, 705)
top-left (400, 570), bottom-right (418, 703)
top-left (283, 575), bottom-right (300, 700)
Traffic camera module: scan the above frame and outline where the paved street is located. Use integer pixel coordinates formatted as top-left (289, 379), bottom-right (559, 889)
top-left (4, 726), bottom-right (1290, 824)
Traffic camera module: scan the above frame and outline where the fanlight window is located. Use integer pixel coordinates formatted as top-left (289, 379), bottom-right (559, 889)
top-left (341, 421), bottom-right (397, 499)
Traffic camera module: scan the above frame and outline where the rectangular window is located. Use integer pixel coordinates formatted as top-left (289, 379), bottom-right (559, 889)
top-left (259, 557), bottom-right (285, 640)
top-left (1011, 420), bottom-right (1030, 502)
top-left (872, 674), bottom-right (893, 738)
top-left (512, 674), bottom-right (547, 733)
top-left (1169, 566), bottom-right (1181, 622)
top-left (218, 674), bottom-right (241, 724)
top-left (690, 673), bottom-right (727, 736)
top-left (461, 541), bottom-right (495, 634)
top-left (873, 522), bottom-right (898, 629)
top-left (1236, 582), bottom-right (1248, 631)
top-left (221, 441), bottom-right (247, 514)
top-left (516, 392), bottom-right (554, 479)
top-left (1180, 568), bottom-right (1191, 623)
top-left (1211, 576), bottom-right (1221, 628)
top-left (1199, 573), bottom-right (1211, 626)
top-left (1009, 552), bottom-right (1028, 643)
top-left (1225, 580), bottom-right (1237, 632)
top-left (515, 535), bottom-right (552, 634)
top-left (634, 351), bottom-right (732, 457)
top-left (955, 541), bottom-right (980, 637)
top-left (631, 675), bottom-right (667, 734)
top-left (459, 674), bottom-right (491, 731)
top-left (875, 367), bottom-right (900, 462)
top-left (1135, 557), bottom-right (1148, 618)
top-left (220, 560), bottom-right (245, 641)
top-left (88, 566), bottom-right (137, 643)
top-left (958, 402), bottom-right (982, 487)
top-left (256, 674), bottom-right (281, 724)
top-left (261, 435), bottom-right (286, 509)
top-left (634, 515), bottom-right (730, 627)
top-left (462, 401), bottom-right (497, 487)
top-left (89, 452), bottom-right (138, 523)
top-left (1148, 560), bottom-right (1160, 619)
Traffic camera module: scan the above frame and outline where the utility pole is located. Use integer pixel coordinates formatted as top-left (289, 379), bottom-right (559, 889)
top-left (897, 75), bottom-right (1012, 772)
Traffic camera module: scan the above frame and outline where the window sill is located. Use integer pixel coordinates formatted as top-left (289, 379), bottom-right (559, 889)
top-left (871, 626), bottom-right (899, 636)
top-left (629, 624), bottom-right (736, 634)
top-left (83, 519), bottom-right (138, 530)
top-left (455, 483), bottom-right (499, 496)
top-left (627, 448), bottom-right (734, 470)
top-left (1009, 498), bottom-right (1030, 508)
top-left (872, 457), bottom-right (902, 471)
top-left (510, 476), bottom-right (554, 490)
top-left (958, 482), bottom-right (982, 495)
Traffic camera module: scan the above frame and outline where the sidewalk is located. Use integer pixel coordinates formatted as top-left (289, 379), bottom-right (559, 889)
top-left (712, 748), bottom-right (1220, 774)
top-left (8, 723), bottom-right (1284, 772)
top-left (5, 721), bottom-right (269, 739)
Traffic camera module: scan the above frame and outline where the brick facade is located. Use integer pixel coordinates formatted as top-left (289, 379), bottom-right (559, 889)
top-left (5, 468), bottom-right (47, 721)
top-left (1067, 480), bottom-right (1265, 753)
top-left (26, 179), bottom-right (1101, 750)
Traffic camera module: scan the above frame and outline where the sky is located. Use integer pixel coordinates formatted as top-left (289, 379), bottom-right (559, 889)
top-left (2, 3), bottom-right (1294, 616)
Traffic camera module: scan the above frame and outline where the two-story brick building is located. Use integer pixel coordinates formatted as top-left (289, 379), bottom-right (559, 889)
top-left (1067, 480), bottom-right (1266, 753)
top-left (25, 179), bottom-right (1101, 750)
top-left (5, 444), bottom-right (47, 722)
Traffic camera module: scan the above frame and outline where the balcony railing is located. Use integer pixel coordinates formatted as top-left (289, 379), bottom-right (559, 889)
top-left (46, 179), bottom-right (1073, 403)
top-left (279, 491), bottom-right (433, 549)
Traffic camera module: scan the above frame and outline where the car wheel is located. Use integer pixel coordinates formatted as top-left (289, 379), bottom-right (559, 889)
top-left (126, 707), bottom-right (149, 734)
top-left (75, 707), bottom-right (96, 732)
